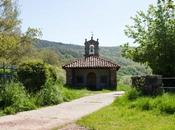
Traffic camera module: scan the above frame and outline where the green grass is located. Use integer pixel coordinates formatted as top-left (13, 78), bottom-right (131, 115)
top-left (0, 82), bottom-right (112, 116)
top-left (117, 84), bottom-right (132, 92)
top-left (78, 105), bottom-right (175, 130)
top-left (77, 91), bottom-right (175, 130)
top-left (61, 86), bottom-right (111, 102)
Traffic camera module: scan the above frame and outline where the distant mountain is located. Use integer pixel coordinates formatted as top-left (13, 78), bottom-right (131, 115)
top-left (36, 40), bottom-right (151, 77)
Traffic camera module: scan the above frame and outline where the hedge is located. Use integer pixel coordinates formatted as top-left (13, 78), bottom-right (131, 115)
top-left (17, 61), bottom-right (58, 92)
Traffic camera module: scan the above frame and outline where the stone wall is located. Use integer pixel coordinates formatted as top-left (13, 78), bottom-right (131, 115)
top-left (65, 69), bottom-right (72, 86)
top-left (132, 75), bottom-right (163, 95)
top-left (110, 68), bottom-right (117, 88)
top-left (65, 68), bottom-right (118, 89)
top-left (84, 39), bottom-right (99, 57)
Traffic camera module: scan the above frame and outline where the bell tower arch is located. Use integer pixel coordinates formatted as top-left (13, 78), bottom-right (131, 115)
top-left (84, 36), bottom-right (99, 57)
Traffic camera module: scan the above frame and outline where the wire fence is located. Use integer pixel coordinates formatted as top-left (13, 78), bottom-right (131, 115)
top-left (161, 77), bottom-right (175, 90)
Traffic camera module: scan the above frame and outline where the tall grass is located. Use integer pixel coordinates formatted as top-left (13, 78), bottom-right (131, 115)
top-left (0, 81), bottom-right (99, 115)
top-left (0, 83), bottom-right (36, 114)
top-left (117, 84), bottom-right (132, 92)
top-left (114, 88), bottom-right (175, 115)
top-left (60, 86), bottom-right (91, 102)
top-left (78, 87), bottom-right (175, 130)
top-left (35, 81), bottom-right (63, 106)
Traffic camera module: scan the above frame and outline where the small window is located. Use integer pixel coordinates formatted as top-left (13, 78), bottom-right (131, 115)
top-left (76, 76), bottom-right (84, 83)
top-left (100, 76), bottom-right (108, 84)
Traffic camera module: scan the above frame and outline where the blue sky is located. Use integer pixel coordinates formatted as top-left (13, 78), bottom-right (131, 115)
top-left (19, 0), bottom-right (157, 46)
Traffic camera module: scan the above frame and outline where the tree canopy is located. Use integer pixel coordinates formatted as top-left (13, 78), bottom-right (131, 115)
top-left (122, 0), bottom-right (175, 77)
top-left (0, 0), bottom-right (41, 65)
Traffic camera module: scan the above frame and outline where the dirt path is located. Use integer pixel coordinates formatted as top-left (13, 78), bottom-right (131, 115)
top-left (0, 91), bottom-right (124, 130)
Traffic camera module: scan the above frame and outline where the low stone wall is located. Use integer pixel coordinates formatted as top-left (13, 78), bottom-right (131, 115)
top-left (131, 75), bottom-right (163, 95)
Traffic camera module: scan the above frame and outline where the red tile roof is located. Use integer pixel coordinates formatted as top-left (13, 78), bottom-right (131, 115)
top-left (62, 56), bottom-right (120, 69)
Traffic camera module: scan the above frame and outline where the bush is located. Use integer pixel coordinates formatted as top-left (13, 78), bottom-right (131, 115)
top-left (48, 66), bottom-right (65, 84)
top-left (126, 88), bottom-right (140, 100)
top-left (0, 83), bottom-right (36, 114)
top-left (17, 60), bottom-right (61, 92)
top-left (36, 81), bottom-right (63, 106)
top-left (118, 76), bottom-right (132, 86)
top-left (17, 61), bottom-right (47, 92)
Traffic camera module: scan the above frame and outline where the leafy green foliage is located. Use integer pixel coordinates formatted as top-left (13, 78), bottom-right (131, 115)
top-left (17, 61), bottom-right (48, 92)
top-left (125, 88), bottom-right (141, 100)
top-left (0, 82), bottom-right (36, 114)
top-left (0, 0), bottom-right (41, 68)
top-left (17, 60), bottom-right (63, 92)
top-left (122, 0), bottom-right (175, 77)
top-left (20, 48), bottom-right (61, 66)
top-left (37, 49), bottom-right (60, 65)
top-left (36, 81), bottom-right (63, 106)
top-left (118, 75), bottom-right (132, 86)
top-left (0, 81), bottom-right (98, 115)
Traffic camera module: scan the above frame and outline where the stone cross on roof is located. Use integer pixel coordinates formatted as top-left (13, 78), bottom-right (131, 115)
top-left (91, 32), bottom-right (94, 40)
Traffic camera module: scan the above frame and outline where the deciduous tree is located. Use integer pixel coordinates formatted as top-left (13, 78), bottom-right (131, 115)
top-left (122, 0), bottom-right (175, 77)
top-left (0, 0), bottom-right (41, 65)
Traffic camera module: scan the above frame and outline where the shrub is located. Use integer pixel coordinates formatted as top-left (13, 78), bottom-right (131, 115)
top-left (118, 76), bottom-right (132, 86)
top-left (126, 88), bottom-right (140, 100)
top-left (17, 60), bottom-right (47, 92)
top-left (48, 66), bottom-right (65, 84)
top-left (0, 83), bottom-right (36, 114)
top-left (36, 81), bottom-right (63, 106)
top-left (17, 60), bottom-right (61, 92)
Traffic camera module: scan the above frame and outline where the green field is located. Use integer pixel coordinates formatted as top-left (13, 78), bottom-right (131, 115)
top-left (77, 90), bottom-right (175, 130)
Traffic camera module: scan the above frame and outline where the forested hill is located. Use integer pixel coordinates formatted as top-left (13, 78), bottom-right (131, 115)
top-left (36, 40), bottom-right (151, 76)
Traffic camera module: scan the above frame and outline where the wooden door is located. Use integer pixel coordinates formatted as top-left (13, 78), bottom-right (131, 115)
top-left (87, 72), bottom-right (96, 90)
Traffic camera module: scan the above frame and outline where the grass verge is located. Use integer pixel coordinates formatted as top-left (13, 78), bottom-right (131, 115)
top-left (77, 90), bottom-right (175, 130)
top-left (61, 86), bottom-right (110, 102)
top-left (0, 82), bottom-right (111, 116)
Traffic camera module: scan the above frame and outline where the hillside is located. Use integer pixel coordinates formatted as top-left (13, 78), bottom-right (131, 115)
top-left (36, 40), bottom-right (151, 77)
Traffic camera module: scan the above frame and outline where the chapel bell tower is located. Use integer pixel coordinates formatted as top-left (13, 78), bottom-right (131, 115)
top-left (84, 36), bottom-right (99, 57)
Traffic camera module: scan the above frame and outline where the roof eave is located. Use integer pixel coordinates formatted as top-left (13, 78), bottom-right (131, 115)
top-left (62, 66), bottom-right (120, 69)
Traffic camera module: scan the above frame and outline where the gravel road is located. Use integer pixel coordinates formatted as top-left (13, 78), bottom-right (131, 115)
top-left (0, 91), bottom-right (124, 130)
